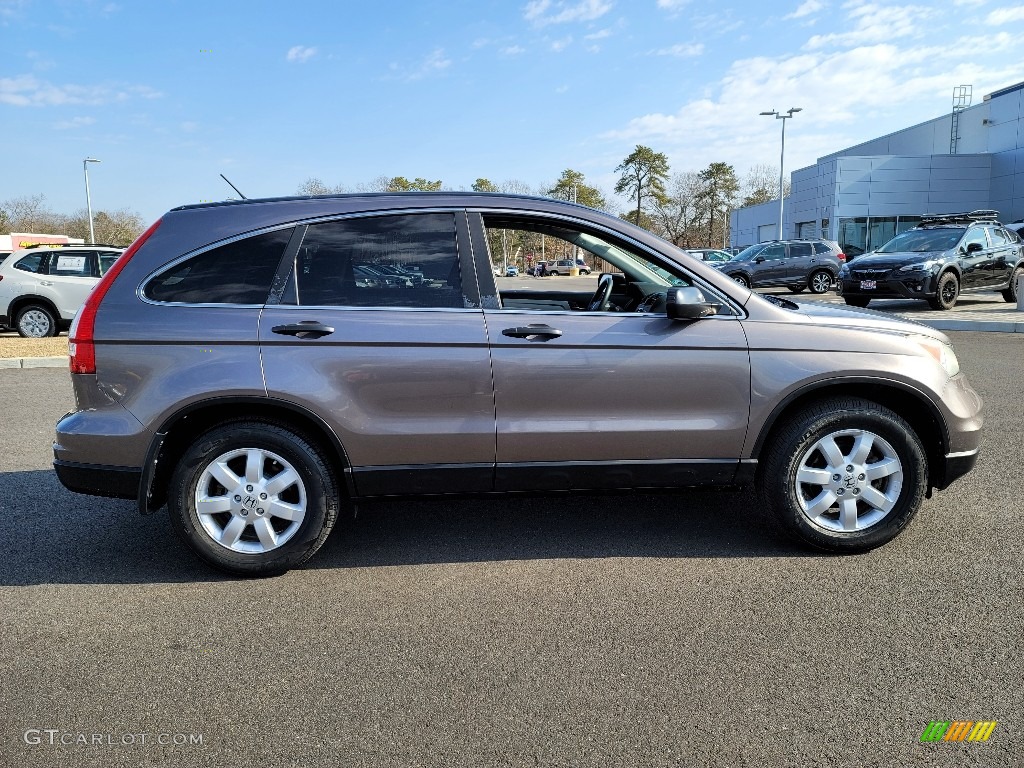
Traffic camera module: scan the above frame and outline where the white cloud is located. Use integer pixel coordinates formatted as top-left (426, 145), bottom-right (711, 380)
top-left (53, 115), bottom-right (95, 130)
top-left (524, 0), bottom-right (613, 26)
top-left (286, 45), bottom-right (317, 63)
top-left (551, 35), bottom-right (573, 51)
top-left (653, 43), bottom-right (704, 57)
top-left (785, 0), bottom-right (824, 19)
top-left (657, 0), bottom-right (690, 9)
top-left (805, 3), bottom-right (934, 49)
top-left (407, 48), bottom-right (451, 80)
top-left (501, 45), bottom-right (526, 55)
top-left (585, 28), bottom-right (612, 39)
top-left (0, 74), bottom-right (160, 106)
top-left (987, 6), bottom-right (1024, 23)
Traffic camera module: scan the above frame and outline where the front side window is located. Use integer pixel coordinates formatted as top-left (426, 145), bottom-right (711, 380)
top-left (758, 244), bottom-right (786, 261)
top-left (987, 227), bottom-right (1008, 246)
top-left (288, 214), bottom-right (462, 309)
top-left (145, 228), bottom-right (292, 304)
top-left (960, 227), bottom-right (989, 252)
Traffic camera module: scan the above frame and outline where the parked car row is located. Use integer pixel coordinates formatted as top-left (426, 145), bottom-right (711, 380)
top-left (717, 212), bottom-right (1024, 310)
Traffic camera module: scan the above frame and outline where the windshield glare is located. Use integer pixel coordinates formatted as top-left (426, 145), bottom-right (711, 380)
top-left (730, 244), bottom-right (764, 261)
top-left (877, 229), bottom-right (963, 254)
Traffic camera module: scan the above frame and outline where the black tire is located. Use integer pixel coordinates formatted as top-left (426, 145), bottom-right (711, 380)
top-left (808, 269), bottom-right (833, 294)
top-left (168, 422), bottom-right (340, 576)
top-left (731, 274), bottom-right (750, 288)
top-left (787, 285), bottom-right (806, 294)
top-left (843, 297), bottom-right (871, 307)
top-left (1001, 266), bottom-right (1023, 303)
top-left (928, 272), bottom-right (959, 310)
top-left (758, 397), bottom-right (927, 553)
top-left (16, 304), bottom-right (58, 338)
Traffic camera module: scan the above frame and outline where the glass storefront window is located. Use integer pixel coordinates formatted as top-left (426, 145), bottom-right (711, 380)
top-left (839, 217), bottom-right (867, 258)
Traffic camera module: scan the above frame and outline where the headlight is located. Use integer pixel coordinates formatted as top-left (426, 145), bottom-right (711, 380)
top-left (909, 334), bottom-right (960, 377)
top-left (839, 264), bottom-right (850, 276)
top-left (898, 259), bottom-right (940, 272)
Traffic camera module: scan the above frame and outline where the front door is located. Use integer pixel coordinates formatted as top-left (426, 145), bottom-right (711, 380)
top-left (471, 212), bottom-right (751, 492)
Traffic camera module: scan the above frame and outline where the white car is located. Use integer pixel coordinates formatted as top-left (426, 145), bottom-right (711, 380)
top-left (0, 245), bottom-right (123, 337)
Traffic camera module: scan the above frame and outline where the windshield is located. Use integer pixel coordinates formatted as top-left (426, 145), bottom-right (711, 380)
top-left (876, 228), bottom-right (962, 254)
top-left (730, 244), bottom-right (764, 261)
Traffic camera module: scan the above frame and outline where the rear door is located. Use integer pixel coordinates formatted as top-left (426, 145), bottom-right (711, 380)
top-left (43, 250), bottom-right (100, 320)
top-left (258, 211), bottom-right (496, 496)
top-left (957, 227), bottom-right (990, 290)
top-left (982, 226), bottom-right (1014, 287)
top-left (786, 242), bottom-right (814, 284)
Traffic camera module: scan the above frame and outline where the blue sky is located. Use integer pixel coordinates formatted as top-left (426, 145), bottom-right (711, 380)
top-left (3, 0), bottom-right (1024, 223)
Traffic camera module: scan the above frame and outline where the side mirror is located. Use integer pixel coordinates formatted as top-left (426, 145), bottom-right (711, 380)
top-left (666, 287), bottom-right (719, 320)
top-left (964, 242), bottom-right (983, 254)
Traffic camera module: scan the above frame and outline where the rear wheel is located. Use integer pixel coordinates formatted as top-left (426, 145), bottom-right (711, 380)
top-left (928, 272), bottom-right (959, 310)
top-left (843, 297), bottom-right (871, 307)
top-left (732, 274), bottom-right (750, 288)
top-left (759, 398), bottom-right (927, 553)
top-left (1001, 266), bottom-right (1023, 302)
top-left (16, 304), bottom-right (58, 338)
top-left (808, 270), bottom-right (833, 294)
top-left (168, 422), bottom-right (340, 576)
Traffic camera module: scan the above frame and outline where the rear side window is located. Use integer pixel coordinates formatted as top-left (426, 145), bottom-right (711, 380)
top-left (145, 228), bottom-right (292, 304)
top-left (14, 253), bottom-right (44, 273)
top-left (789, 243), bottom-right (813, 258)
top-left (287, 213), bottom-right (462, 309)
top-left (813, 242), bottom-right (833, 254)
top-left (98, 252), bottom-right (120, 275)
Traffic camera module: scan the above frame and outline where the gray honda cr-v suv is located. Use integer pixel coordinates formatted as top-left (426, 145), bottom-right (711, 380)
top-left (53, 193), bottom-right (983, 575)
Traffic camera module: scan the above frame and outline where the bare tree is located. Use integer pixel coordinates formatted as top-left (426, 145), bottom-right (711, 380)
top-left (651, 172), bottom-right (704, 247)
top-left (742, 164), bottom-right (789, 206)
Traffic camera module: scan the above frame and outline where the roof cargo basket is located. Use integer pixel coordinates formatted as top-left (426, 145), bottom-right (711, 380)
top-left (918, 210), bottom-right (1000, 226)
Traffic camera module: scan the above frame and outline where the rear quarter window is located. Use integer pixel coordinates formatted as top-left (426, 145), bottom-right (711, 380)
top-left (144, 228), bottom-right (293, 304)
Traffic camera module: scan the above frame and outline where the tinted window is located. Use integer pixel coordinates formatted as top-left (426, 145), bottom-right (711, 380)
top-left (98, 252), bottom-right (120, 275)
top-left (289, 214), bottom-right (462, 309)
top-left (758, 245), bottom-right (786, 260)
top-left (789, 243), bottom-right (813, 258)
top-left (145, 228), bottom-right (291, 304)
top-left (14, 253), bottom-right (44, 273)
top-left (49, 251), bottom-right (93, 277)
top-left (813, 242), bottom-right (833, 254)
top-left (877, 229), bottom-right (963, 253)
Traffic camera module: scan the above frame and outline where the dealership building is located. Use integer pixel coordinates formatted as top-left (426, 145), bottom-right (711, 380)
top-left (732, 80), bottom-right (1024, 255)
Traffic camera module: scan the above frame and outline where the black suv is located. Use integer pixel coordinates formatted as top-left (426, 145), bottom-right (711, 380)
top-left (716, 239), bottom-right (845, 294)
top-left (837, 211), bottom-right (1024, 310)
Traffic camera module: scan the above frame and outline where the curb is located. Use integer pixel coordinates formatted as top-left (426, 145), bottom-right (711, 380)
top-left (0, 356), bottom-right (68, 369)
top-left (910, 318), bottom-right (1024, 333)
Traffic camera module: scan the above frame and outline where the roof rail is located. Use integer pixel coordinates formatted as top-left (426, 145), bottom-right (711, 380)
top-left (17, 242), bottom-right (124, 250)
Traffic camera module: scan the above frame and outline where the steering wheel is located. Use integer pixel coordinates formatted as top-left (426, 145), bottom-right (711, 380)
top-left (587, 273), bottom-right (614, 311)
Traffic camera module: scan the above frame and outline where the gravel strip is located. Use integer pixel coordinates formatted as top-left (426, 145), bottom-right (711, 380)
top-left (0, 334), bottom-right (68, 359)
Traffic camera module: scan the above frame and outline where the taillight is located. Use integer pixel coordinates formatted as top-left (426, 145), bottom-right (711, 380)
top-left (837, 252), bottom-right (846, 261)
top-left (69, 218), bottom-right (162, 374)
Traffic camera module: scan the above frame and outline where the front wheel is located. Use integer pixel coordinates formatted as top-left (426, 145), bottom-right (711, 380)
top-left (759, 398), bottom-right (927, 553)
top-left (168, 422), bottom-right (340, 576)
top-left (1001, 266), bottom-right (1023, 302)
top-left (928, 272), bottom-right (959, 310)
top-left (731, 274), bottom-right (750, 288)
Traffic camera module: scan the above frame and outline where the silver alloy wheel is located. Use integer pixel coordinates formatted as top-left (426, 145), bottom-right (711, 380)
top-left (194, 447), bottom-right (307, 554)
top-left (810, 271), bottom-right (832, 293)
top-left (794, 428), bottom-right (904, 533)
top-left (733, 275), bottom-right (748, 286)
top-left (18, 308), bottom-right (53, 337)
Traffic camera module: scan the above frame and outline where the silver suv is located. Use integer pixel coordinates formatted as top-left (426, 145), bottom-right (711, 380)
top-left (0, 244), bottom-right (123, 337)
top-left (53, 194), bottom-right (983, 576)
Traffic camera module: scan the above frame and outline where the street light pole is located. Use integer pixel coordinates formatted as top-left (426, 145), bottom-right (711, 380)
top-left (83, 157), bottom-right (101, 244)
top-left (759, 108), bottom-right (801, 240)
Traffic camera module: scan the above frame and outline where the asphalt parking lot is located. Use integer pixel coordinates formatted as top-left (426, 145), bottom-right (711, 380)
top-left (1, 332), bottom-right (1022, 767)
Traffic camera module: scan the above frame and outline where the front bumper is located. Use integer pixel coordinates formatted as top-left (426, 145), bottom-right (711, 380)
top-left (838, 270), bottom-right (940, 299)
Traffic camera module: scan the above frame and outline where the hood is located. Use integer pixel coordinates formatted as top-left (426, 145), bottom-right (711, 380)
top-left (790, 298), bottom-right (950, 342)
top-left (847, 251), bottom-right (943, 269)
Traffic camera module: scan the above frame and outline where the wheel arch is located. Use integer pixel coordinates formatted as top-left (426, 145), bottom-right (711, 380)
top-left (139, 397), bottom-right (355, 515)
top-left (751, 378), bottom-right (948, 490)
top-left (9, 294), bottom-right (62, 322)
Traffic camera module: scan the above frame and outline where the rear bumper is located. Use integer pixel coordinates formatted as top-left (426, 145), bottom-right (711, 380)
top-left (54, 459), bottom-right (141, 499)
